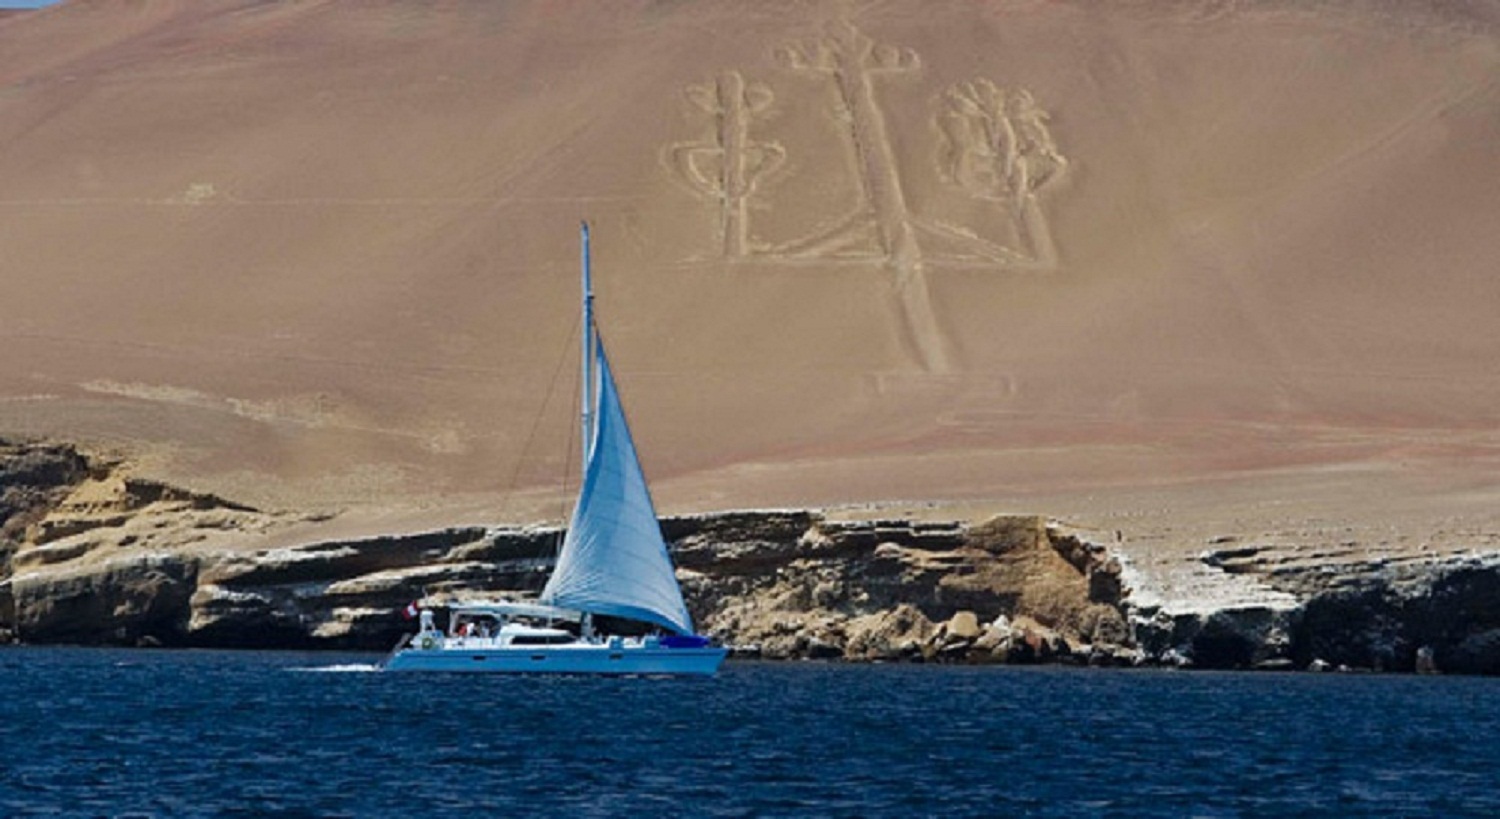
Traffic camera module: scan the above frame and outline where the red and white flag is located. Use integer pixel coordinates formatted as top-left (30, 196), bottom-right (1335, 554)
top-left (401, 600), bottom-right (420, 620)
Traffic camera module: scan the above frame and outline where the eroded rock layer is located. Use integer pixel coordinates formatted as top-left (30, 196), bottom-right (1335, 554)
top-left (2, 439), bottom-right (1497, 674)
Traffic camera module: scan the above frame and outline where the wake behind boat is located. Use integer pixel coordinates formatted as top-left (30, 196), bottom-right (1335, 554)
top-left (382, 223), bottom-right (727, 675)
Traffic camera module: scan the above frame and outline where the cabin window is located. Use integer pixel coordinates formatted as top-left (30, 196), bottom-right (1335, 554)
top-left (510, 634), bottom-right (575, 646)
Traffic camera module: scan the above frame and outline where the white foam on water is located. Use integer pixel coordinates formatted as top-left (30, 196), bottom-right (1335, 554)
top-left (292, 663), bottom-right (381, 673)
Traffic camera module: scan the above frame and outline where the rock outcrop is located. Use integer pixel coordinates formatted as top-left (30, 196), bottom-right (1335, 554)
top-left (1123, 540), bottom-right (1500, 674)
top-left (675, 512), bottom-right (1129, 663)
top-left (0, 441), bottom-right (90, 572)
top-left (2, 439), bottom-right (1498, 674)
top-left (0, 441), bottom-right (1130, 659)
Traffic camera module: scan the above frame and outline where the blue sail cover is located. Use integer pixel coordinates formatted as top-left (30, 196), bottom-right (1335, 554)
top-left (541, 343), bottom-right (694, 635)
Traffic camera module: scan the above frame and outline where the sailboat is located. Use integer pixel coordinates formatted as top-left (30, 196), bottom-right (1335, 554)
top-left (382, 223), bottom-right (727, 675)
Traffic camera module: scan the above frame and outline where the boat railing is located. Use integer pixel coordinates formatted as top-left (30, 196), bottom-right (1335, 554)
top-left (378, 633), bottom-right (411, 669)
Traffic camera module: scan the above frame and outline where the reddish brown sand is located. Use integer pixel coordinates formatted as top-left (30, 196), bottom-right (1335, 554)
top-left (1, 2), bottom-right (1497, 569)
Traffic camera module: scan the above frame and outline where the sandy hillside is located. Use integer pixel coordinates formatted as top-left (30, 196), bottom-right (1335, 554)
top-left (1, 0), bottom-right (1497, 549)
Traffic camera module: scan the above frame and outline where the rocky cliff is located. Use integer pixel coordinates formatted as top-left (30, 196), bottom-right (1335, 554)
top-left (0, 440), bottom-right (1130, 663)
top-left (1150, 543), bottom-right (1500, 676)
top-left (2, 439), bottom-right (1497, 674)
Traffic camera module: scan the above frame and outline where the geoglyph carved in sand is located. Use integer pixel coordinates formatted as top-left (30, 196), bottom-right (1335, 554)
top-left (666, 21), bottom-right (1067, 371)
top-left (936, 80), bottom-right (1067, 268)
top-left (666, 71), bottom-right (786, 260)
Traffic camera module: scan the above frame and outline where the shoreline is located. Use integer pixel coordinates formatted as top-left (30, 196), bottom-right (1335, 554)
top-left (3, 439), bottom-right (1498, 675)
top-left (0, 643), bottom-right (1471, 679)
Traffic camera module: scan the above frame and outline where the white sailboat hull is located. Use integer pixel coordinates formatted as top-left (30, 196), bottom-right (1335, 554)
top-left (383, 642), bottom-right (728, 676)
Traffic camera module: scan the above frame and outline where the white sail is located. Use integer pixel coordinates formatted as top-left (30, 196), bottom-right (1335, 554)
top-left (541, 341), bottom-right (694, 635)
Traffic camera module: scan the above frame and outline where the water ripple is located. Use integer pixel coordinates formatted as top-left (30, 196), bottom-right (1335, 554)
top-left (0, 650), bottom-right (1497, 815)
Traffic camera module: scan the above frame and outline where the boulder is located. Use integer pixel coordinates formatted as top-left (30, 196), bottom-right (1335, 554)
top-left (844, 604), bottom-right (936, 661)
top-left (1006, 616), bottom-right (1067, 663)
top-left (972, 621), bottom-right (1009, 654)
top-left (944, 610), bottom-right (983, 640)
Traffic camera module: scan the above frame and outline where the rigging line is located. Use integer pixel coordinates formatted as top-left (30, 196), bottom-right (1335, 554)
top-left (551, 314), bottom-right (585, 574)
top-left (491, 307), bottom-right (581, 599)
top-left (499, 306), bottom-right (582, 514)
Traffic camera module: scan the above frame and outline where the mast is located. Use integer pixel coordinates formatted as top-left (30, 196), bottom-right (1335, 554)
top-left (579, 221), bottom-right (595, 473)
top-left (543, 220), bottom-right (696, 636)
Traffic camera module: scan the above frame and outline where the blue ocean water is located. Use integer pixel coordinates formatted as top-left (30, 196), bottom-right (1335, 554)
top-left (0, 648), bottom-right (1495, 817)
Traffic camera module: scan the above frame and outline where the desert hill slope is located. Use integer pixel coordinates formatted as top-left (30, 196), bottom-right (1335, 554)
top-left (1, 0), bottom-right (1497, 539)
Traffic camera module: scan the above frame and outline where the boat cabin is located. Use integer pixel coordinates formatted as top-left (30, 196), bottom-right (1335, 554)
top-left (422, 601), bottom-right (587, 649)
